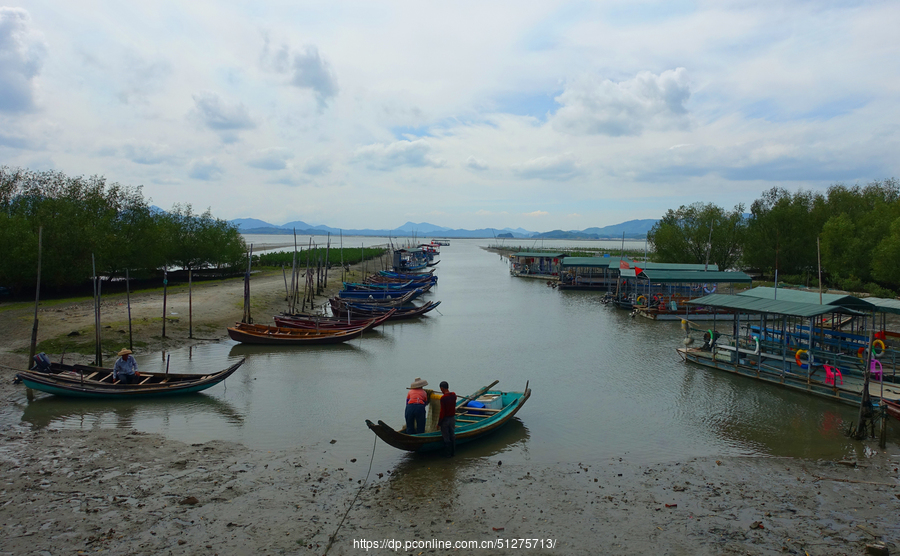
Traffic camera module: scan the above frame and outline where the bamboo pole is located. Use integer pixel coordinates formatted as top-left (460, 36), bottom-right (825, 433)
top-left (162, 267), bottom-right (168, 338)
top-left (188, 267), bottom-right (193, 339)
top-left (242, 245), bottom-right (253, 323)
top-left (126, 268), bottom-right (133, 351)
top-left (324, 233), bottom-right (331, 288)
top-left (93, 254), bottom-right (103, 366)
top-left (339, 230), bottom-right (344, 284)
top-left (28, 226), bottom-right (42, 365)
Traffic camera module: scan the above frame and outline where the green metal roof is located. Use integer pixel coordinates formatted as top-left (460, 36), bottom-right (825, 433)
top-left (738, 287), bottom-right (875, 312)
top-left (511, 252), bottom-right (565, 258)
top-left (559, 256), bottom-right (616, 268)
top-left (686, 293), bottom-right (864, 318)
top-left (639, 261), bottom-right (719, 271)
top-left (860, 297), bottom-right (900, 315)
top-left (638, 270), bottom-right (752, 283)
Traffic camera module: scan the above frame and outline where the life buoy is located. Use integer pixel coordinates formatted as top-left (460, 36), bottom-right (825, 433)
top-left (751, 336), bottom-right (760, 355)
top-left (857, 347), bottom-right (867, 361)
top-left (795, 349), bottom-right (809, 369)
top-left (703, 283), bottom-right (717, 294)
top-left (636, 295), bottom-right (647, 305)
top-left (681, 319), bottom-right (689, 332)
top-left (524, 265), bottom-right (529, 274)
top-left (872, 339), bottom-right (886, 357)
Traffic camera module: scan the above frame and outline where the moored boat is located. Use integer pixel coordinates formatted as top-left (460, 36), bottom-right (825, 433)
top-left (274, 310), bottom-right (394, 330)
top-left (366, 380), bottom-right (531, 452)
top-left (227, 321), bottom-right (375, 345)
top-left (330, 300), bottom-right (441, 320)
top-left (15, 358), bottom-right (245, 399)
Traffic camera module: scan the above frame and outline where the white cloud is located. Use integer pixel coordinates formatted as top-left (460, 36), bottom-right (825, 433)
top-left (0, 8), bottom-right (46, 113)
top-left (189, 157), bottom-right (224, 181)
top-left (189, 91), bottom-right (256, 132)
top-left (524, 210), bottom-right (548, 217)
top-left (353, 139), bottom-right (446, 171)
top-left (551, 68), bottom-right (691, 136)
top-left (511, 154), bottom-right (584, 181)
top-left (247, 148), bottom-right (293, 171)
top-left (465, 155), bottom-right (488, 171)
top-left (260, 35), bottom-right (338, 110)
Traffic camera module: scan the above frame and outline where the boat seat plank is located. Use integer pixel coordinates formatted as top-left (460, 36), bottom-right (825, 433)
top-left (84, 372), bottom-right (99, 380)
top-left (457, 412), bottom-right (490, 418)
top-left (139, 376), bottom-right (152, 385)
top-left (455, 418), bottom-right (480, 423)
top-left (463, 407), bottom-right (501, 413)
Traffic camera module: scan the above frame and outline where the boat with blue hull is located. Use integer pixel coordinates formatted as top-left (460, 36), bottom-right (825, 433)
top-left (365, 380), bottom-right (530, 452)
top-left (15, 358), bottom-right (245, 399)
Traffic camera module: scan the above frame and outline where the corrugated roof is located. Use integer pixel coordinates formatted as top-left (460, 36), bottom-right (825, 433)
top-left (639, 270), bottom-right (752, 283)
top-left (558, 257), bottom-right (614, 268)
top-left (686, 293), bottom-right (863, 318)
top-left (639, 261), bottom-right (720, 271)
top-left (738, 287), bottom-right (875, 311)
top-left (511, 252), bottom-right (565, 258)
top-left (861, 297), bottom-right (900, 315)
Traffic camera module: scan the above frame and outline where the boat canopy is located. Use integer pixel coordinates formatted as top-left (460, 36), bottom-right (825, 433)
top-left (512, 252), bottom-right (564, 259)
top-left (638, 261), bottom-right (720, 271)
top-left (638, 269), bottom-right (752, 283)
top-left (686, 293), bottom-right (866, 318)
top-left (737, 287), bottom-right (876, 312)
top-left (559, 256), bottom-right (612, 268)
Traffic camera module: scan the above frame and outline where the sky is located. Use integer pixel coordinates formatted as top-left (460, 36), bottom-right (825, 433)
top-left (1, 1), bottom-right (898, 232)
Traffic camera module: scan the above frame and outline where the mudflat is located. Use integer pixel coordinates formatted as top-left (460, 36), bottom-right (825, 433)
top-left (1, 266), bottom-right (898, 555)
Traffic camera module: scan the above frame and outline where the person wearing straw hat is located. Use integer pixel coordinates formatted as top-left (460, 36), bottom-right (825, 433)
top-left (113, 348), bottom-right (138, 384)
top-left (405, 377), bottom-right (428, 434)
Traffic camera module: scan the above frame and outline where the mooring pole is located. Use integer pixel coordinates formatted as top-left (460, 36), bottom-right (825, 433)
top-left (162, 267), bottom-right (168, 338)
top-left (28, 226), bottom-right (42, 365)
top-left (126, 268), bottom-right (133, 351)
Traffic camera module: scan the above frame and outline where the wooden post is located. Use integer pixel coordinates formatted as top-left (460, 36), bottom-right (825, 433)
top-left (340, 230), bottom-right (344, 283)
top-left (817, 237), bottom-right (823, 304)
top-left (28, 226), bottom-right (42, 365)
top-left (188, 267), bottom-right (193, 339)
top-left (282, 264), bottom-right (289, 301)
top-left (854, 323), bottom-right (876, 439)
top-left (324, 233), bottom-right (330, 288)
top-left (162, 267), bottom-right (168, 338)
top-left (93, 254), bottom-right (103, 366)
top-left (126, 268), bottom-right (133, 351)
top-left (242, 245), bottom-right (253, 323)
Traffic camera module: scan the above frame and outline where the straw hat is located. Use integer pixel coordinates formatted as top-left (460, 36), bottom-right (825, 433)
top-left (408, 377), bottom-right (428, 389)
top-left (117, 348), bottom-right (133, 356)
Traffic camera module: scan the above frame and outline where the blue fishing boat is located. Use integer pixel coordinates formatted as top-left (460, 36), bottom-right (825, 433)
top-left (365, 380), bottom-right (530, 452)
top-left (15, 358), bottom-right (245, 399)
top-left (337, 288), bottom-right (426, 300)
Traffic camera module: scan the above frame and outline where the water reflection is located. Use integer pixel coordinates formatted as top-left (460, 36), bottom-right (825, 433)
top-left (227, 340), bottom-right (367, 358)
top-left (19, 393), bottom-right (244, 430)
top-left (382, 419), bottom-right (530, 499)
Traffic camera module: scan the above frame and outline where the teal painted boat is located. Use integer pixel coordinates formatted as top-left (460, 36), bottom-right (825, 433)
top-left (15, 358), bottom-right (245, 399)
top-left (365, 380), bottom-right (531, 452)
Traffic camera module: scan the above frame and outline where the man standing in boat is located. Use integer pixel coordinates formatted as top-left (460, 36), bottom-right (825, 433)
top-left (438, 381), bottom-right (457, 457)
top-left (114, 348), bottom-right (138, 384)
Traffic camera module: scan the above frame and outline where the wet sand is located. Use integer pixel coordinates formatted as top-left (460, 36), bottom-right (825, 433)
top-left (1, 263), bottom-right (899, 555)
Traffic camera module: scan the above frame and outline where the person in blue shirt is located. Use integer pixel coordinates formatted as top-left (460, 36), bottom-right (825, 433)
top-left (114, 348), bottom-right (138, 384)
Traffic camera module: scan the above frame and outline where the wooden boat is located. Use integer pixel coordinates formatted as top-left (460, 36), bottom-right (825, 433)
top-left (343, 281), bottom-right (433, 293)
top-left (366, 380), bottom-right (531, 452)
top-left (337, 288), bottom-right (425, 300)
top-left (330, 300), bottom-right (442, 320)
top-left (273, 310), bottom-right (394, 330)
top-left (227, 321), bottom-right (375, 345)
top-left (329, 290), bottom-right (418, 306)
top-left (364, 274), bottom-right (436, 286)
top-left (14, 358), bottom-right (245, 399)
top-left (379, 269), bottom-right (435, 280)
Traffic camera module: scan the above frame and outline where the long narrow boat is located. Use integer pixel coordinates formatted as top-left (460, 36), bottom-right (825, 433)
top-left (227, 321), bottom-right (374, 345)
top-left (337, 288), bottom-right (425, 300)
top-left (329, 290), bottom-right (418, 306)
top-left (330, 300), bottom-right (441, 320)
top-left (366, 380), bottom-right (531, 452)
top-left (343, 282), bottom-right (433, 294)
top-left (14, 358), bottom-right (245, 399)
top-left (273, 309), bottom-right (395, 330)
top-left (378, 269), bottom-right (436, 280)
top-left (885, 399), bottom-right (900, 422)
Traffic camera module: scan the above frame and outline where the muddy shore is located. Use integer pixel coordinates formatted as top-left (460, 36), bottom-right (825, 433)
top-left (1, 261), bottom-right (899, 555)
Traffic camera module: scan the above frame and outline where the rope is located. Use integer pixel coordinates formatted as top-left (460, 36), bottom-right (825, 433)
top-left (323, 434), bottom-right (378, 555)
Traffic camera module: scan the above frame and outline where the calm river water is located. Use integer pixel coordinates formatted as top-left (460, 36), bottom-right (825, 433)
top-left (7, 238), bottom-right (897, 478)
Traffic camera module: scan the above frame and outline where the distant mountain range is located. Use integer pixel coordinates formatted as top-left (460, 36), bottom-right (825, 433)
top-left (230, 218), bottom-right (657, 239)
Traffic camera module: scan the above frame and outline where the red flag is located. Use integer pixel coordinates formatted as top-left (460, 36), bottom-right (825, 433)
top-left (619, 260), bottom-right (630, 269)
top-left (634, 266), bottom-right (643, 275)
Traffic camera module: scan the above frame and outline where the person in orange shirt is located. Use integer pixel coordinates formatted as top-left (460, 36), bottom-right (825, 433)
top-left (405, 377), bottom-right (428, 434)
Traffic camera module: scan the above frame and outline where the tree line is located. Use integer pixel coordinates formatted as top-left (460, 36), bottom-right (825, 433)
top-left (647, 179), bottom-right (900, 296)
top-left (0, 166), bottom-right (247, 295)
